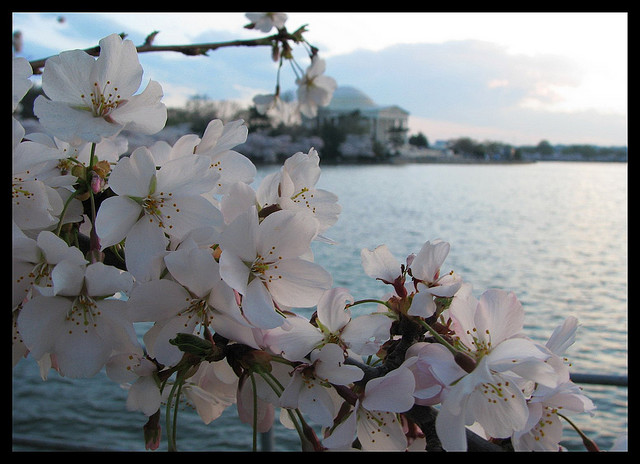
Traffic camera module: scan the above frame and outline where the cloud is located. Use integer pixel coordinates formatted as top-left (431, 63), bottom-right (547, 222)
top-left (324, 40), bottom-right (626, 145)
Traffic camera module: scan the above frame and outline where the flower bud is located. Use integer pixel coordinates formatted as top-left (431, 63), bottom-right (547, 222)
top-left (454, 351), bottom-right (477, 373)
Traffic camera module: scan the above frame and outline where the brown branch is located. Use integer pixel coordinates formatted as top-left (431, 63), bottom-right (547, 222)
top-left (28, 26), bottom-right (309, 74)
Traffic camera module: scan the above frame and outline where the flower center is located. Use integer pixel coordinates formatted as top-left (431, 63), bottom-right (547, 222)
top-left (66, 295), bottom-right (101, 334)
top-left (80, 81), bottom-right (124, 119)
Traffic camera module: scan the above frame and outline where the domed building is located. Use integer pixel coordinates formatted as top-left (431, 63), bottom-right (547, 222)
top-left (315, 86), bottom-right (410, 147)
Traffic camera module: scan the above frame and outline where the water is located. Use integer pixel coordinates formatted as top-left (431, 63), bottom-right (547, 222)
top-left (12, 161), bottom-right (627, 451)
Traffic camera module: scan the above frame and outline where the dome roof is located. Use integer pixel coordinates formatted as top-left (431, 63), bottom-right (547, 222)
top-left (326, 86), bottom-right (377, 111)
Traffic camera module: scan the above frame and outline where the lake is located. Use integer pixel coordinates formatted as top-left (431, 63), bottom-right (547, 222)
top-left (12, 161), bottom-right (627, 451)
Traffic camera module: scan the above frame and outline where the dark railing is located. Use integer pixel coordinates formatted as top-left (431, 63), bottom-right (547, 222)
top-left (13, 372), bottom-right (627, 452)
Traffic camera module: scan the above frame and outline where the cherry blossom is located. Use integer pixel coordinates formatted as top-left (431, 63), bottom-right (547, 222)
top-left (407, 240), bottom-right (462, 318)
top-left (218, 206), bottom-right (332, 329)
top-left (264, 287), bottom-right (392, 361)
top-left (106, 350), bottom-right (161, 416)
top-left (17, 261), bottom-right (137, 378)
top-left (432, 288), bottom-right (559, 451)
top-left (296, 56), bottom-right (337, 118)
top-left (280, 343), bottom-right (363, 427)
top-left (94, 146), bottom-right (223, 281)
top-left (245, 12), bottom-right (288, 32)
top-left (323, 360), bottom-right (416, 451)
top-left (127, 244), bottom-right (241, 367)
top-left (33, 33), bottom-right (166, 144)
top-left (256, 148), bottom-right (341, 235)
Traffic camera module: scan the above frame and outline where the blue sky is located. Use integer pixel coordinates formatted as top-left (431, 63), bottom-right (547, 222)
top-left (12, 12), bottom-right (627, 146)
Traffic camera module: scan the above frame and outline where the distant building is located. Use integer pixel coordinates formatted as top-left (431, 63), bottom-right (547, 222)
top-left (315, 86), bottom-right (410, 146)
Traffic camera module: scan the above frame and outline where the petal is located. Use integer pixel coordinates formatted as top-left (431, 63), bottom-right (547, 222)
top-left (258, 209), bottom-right (318, 259)
top-left (341, 313), bottom-right (392, 356)
top-left (316, 287), bottom-right (353, 333)
top-left (18, 295), bottom-right (70, 359)
top-left (94, 195), bottom-right (143, 249)
top-left (264, 258), bottom-right (332, 308)
top-left (110, 80), bottom-right (167, 135)
top-left (263, 316), bottom-right (323, 361)
top-left (127, 279), bottom-right (190, 322)
top-left (108, 146), bottom-right (156, 197)
top-left (242, 279), bottom-right (284, 329)
top-left (362, 366), bottom-right (415, 413)
top-left (361, 245), bottom-right (401, 283)
top-left (411, 240), bottom-right (450, 283)
top-left (123, 218), bottom-right (169, 282)
top-left (357, 409), bottom-right (407, 451)
top-left (85, 262), bottom-right (133, 297)
top-left (298, 380), bottom-right (336, 427)
top-left (475, 289), bottom-right (524, 345)
top-left (164, 246), bottom-right (219, 297)
top-left (219, 207), bottom-right (259, 262)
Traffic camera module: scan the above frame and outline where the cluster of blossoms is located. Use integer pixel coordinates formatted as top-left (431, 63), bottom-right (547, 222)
top-left (13, 14), bottom-right (597, 452)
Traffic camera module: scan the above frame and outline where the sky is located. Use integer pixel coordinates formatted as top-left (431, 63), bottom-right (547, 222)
top-left (12, 12), bottom-right (628, 147)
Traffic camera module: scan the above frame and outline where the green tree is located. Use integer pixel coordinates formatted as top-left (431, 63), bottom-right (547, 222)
top-left (409, 132), bottom-right (429, 148)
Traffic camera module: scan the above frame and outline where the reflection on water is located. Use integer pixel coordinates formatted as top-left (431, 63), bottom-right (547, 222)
top-left (13, 161), bottom-right (627, 451)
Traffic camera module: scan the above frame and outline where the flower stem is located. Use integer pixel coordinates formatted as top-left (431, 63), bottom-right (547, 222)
top-left (418, 319), bottom-right (459, 356)
top-left (558, 412), bottom-right (600, 451)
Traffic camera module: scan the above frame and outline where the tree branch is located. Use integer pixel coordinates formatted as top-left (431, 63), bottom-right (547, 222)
top-left (28, 27), bottom-right (308, 74)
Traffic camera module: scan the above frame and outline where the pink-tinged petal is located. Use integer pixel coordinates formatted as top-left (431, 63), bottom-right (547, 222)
top-left (34, 96), bottom-right (121, 143)
top-left (156, 154), bottom-right (218, 196)
top-left (50, 260), bottom-right (86, 296)
top-left (124, 219), bottom-right (169, 282)
top-left (159, 195), bottom-right (223, 241)
top-left (39, 49), bottom-right (95, 104)
top-left (221, 182), bottom-right (257, 224)
top-left (545, 316), bottom-right (579, 355)
top-left (265, 258), bottom-right (332, 308)
top-left (127, 279), bottom-right (190, 322)
top-left (108, 147), bottom-right (156, 197)
top-left (93, 34), bottom-right (143, 98)
top-left (312, 343), bottom-right (363, 385)
top-left (84, 262), bottom-right (133, 297)
top-left (412, 342), bottom-right (467, 387)
top-left (219, 207), bottom-right (259, 262)
top-left (407, 288), bottom-right (437, 318)
top-left (357, 409), bottom-right (407, 451)
top-left (18, 295), bottom-right (70, 360)
top-left (475, 289), bottom-right (524, 345)
top-left (242, 279), bottom-right (284, 329)
top-left (435, 399), bottom-right (469, 451)
top-left (362, 366), bottom-right (415, 413)
top-left (110, 80), bottom-right (167, 135)
top-left (164, 247), bottom-right (219, 298)
top-left (316, 287), bottom-right (353, 333)
top-left (143, 315), bottom-right (198, 367)
top-left (361, 245), bottom-right (401, 283)
top-left (210, 312), bottom-right (260, 349)
top-left (468, 376), bottom-right (529, 438)
top-left (263, 316), bottom-right (323, 361)
top-left (127, 376), bottom-right (162, 416)
top-left (218, 251), bottom-right (251, 295)
top-left (258, 209), bottom-right (318, 259)
top-left (298, 379), bottom-right (337, 427)
top-left (237, 376), bottom-right (274, 433)
top-left (94, 197), bottom-right (142, 250)
top-left (323, 407), bottom-right (357, 450)
top-left (341, 314), bottom-right (392, 356)
top-left (411, 240), bottom-right (450, 283)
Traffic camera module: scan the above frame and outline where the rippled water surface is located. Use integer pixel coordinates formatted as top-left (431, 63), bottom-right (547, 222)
top-left (13, 161), bottom-right (627, 451)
